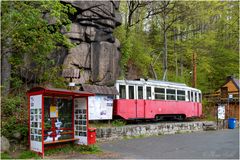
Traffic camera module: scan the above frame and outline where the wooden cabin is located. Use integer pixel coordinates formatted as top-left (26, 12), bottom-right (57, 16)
top-left (204, 76), bottom-right (239, 120)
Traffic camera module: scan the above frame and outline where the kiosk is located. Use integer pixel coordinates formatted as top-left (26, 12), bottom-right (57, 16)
top-left (27, 87), bottom-right (95, 156)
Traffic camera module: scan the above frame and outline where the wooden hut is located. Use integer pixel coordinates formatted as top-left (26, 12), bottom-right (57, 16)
top-left (204, 76), bottom-right (239, 120)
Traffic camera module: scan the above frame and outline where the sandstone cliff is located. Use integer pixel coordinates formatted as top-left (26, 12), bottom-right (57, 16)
top-left (61, 0), bottom-right (122, 85)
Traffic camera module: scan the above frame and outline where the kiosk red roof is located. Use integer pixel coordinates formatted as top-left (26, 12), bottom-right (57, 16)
top-left (28, 86), bottom-right (94, 97)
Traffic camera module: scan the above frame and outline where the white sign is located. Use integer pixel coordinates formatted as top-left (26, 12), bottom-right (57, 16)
top-left (30, 95), bottom-right (42, 153)
top-left (218, 105), bottom-right (225, 120)
top-left (74, 98), bottom-right (88, 145)
top-left (89, 96), bottom-right (113, 120)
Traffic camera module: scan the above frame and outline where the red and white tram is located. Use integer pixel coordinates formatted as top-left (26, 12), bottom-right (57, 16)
top-left (113, 79), bottom-right (202, 120)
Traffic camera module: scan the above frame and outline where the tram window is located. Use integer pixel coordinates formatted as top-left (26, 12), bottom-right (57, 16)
top-left (191, 92), bottom-right (194, 102)
top-left (138, 86), bottom-right (143, 99)
top-left (147, 87), bottom-right (151, 100)
top-left (195, 92), bottom-right (198, 102)
top-left (129, 86), bottom-right (134, 99)
top-left (155, 88), bottom-right (165, 100)
top-left (188, 91), bottom-right (191, 101)
top-left (119, 85), bottom-right (126, 99)
top-left (199, 93), bottom-right (202, 102)
top-left (166, 89), bottom-right (176, 100)
top-left (177, 90), bottom-right (185, 101)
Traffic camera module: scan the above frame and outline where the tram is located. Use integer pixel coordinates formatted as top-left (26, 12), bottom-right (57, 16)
top-left (113, 79), bottom-right (202, 120)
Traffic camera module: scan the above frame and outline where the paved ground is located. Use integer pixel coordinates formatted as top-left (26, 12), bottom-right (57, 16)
top-left (100, 129), bottom-right (239, 159)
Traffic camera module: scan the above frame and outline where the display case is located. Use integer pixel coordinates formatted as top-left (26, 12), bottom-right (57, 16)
top-left (27, 87), bottom-right (95, 157)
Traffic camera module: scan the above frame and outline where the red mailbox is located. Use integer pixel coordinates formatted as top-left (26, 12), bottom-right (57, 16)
top-left (88, 128), bottom-right (96, 145)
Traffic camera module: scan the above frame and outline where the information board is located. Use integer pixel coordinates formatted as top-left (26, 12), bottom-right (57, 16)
top-left (218, 105), bottom-right (225, 120)
top-left (88, 96), bottom-right (113, 120)
top-left (74, 98), bottom-right (88, 145)
top-left (30, 95), bottom-right (42, 153)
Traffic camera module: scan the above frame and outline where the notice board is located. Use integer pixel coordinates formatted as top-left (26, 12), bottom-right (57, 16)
top-left (30, 95), bottom-right (42, 153)
top-left (88, 96), bottom-right (113, 120)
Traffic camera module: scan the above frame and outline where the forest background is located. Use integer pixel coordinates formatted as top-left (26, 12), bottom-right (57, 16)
top-left (1, 1), bottom-right (239, 146)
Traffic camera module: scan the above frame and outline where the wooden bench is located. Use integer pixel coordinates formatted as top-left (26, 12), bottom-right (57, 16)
top-left (44, 138), bottom-right (79, 145)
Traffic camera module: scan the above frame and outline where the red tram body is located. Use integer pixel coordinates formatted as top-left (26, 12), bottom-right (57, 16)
top-left (113, 79), bottom-right (202, 120)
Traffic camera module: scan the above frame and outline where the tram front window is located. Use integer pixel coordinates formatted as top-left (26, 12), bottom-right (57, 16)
top-left (166, 89), bottom-right (176, 100)
top-left (147, 87), bottom-right (151, 100)
top-left (129, 86), bottom-right (134, 99)
top-left (119, 85), bottom-right (126, 99)
top-left (138, 86), bottom-right (143, 99)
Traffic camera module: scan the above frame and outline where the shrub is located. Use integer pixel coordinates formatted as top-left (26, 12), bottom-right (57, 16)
top-left (112, 120), bottom-right (126, 127)
top-left (1, 95), bottom-right (28, 142)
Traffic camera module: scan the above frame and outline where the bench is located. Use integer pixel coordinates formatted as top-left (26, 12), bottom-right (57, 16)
top-left (44, 138), bottom-right (79, 145)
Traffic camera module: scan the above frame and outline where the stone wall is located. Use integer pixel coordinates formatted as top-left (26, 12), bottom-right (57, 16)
top-left (96, 121), bottom-right (211, 142)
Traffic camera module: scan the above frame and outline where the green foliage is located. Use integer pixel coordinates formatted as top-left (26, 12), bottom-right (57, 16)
top-left (1, 152), bottom-right (12, 159)
top-left (1, 95), bottom-right (28, 142)
top-left (45, 144), bottom-right (101, 156)
top-left (1, 1), bottom-right (75, 90)
top-left (115, 1), bottom-right (239, 93)
top-left (1, 95), bottom-right (23, 115)
top-left (111, 120), bottom-right (126, 127)
top-left (1, 1), bottom-right (75, 142)
top-left (18, 151), bottom-right (40, 159)
top-left (114, 25), bottom-right (152, 77)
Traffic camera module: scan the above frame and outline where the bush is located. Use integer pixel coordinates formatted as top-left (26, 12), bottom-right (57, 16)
top-left (112, 120), bottom-right (126, 127)
top-left (1, 95), bottom-right (28, 142)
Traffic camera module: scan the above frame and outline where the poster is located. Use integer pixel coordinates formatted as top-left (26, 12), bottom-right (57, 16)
top-left (30, 95), bottom-right (42, 153)
top-left (50, 106), bottom-right (58, 118)
top-left (88, 96), bottom-right (113, 120)
top-left (218, 105), bottom-right (225, 120)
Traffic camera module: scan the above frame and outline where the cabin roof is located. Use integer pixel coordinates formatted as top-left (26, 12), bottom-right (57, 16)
top-left (216, 76), bottom-right (239, 93)
top-left (232, 78), bottom-right (240, 90)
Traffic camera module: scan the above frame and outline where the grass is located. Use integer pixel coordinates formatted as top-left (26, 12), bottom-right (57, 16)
top-left (89, 120), bottom-right (126, 128)
top-left (1, 152), bottom-right (12, 159)
top-left (18, 151), bottom-right (40, 159)
top-left (45, 144), bottom-right (101, 156)
top-left (1, 144), bottom-right (101, 159)
top-left (111, 120), bottom-right (126, 127)
top-left (1, 151), bottom-right (40, 159)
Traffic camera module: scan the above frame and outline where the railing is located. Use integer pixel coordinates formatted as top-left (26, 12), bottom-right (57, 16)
top-left (203, 92), bottom-right (239, 103)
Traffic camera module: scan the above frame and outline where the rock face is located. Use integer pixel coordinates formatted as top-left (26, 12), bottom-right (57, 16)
top-left (61, 0), bottom-right (122, 85)
top-left (1, 136), bottom-right (10, 152)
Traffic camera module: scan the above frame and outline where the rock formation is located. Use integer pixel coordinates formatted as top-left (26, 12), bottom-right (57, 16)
top-left (61, 0), bottom-right (122, 85)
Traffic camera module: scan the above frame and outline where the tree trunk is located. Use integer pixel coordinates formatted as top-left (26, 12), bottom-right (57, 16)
top-left (1, 47), bottom-right (11, 95)
top-left (162, 19), bottom-right (168, 81)
top-left (174, 29), bottom-right (178, 79)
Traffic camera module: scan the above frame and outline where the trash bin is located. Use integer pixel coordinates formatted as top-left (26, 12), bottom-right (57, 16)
top-left (228, 118), bottom-right (236, 129)
top-left (88, 128), bottom-right (96, 145)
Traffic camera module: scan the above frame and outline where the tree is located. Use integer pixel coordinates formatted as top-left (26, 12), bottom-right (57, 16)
top-left (115, 1), bottom-right (239, 93)
top-left (1, 1), bottom-right (76, 94)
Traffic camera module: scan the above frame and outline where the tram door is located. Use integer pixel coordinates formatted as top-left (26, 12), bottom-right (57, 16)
top-left (136, 86), bottom-right (145, 118)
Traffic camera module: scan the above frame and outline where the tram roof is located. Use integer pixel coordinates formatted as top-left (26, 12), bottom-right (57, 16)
top-left (116, 79), bottom-right (201, 92)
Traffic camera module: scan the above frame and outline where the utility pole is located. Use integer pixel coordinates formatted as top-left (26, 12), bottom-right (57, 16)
top-left (192, 52), bottom-right (196, 88)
